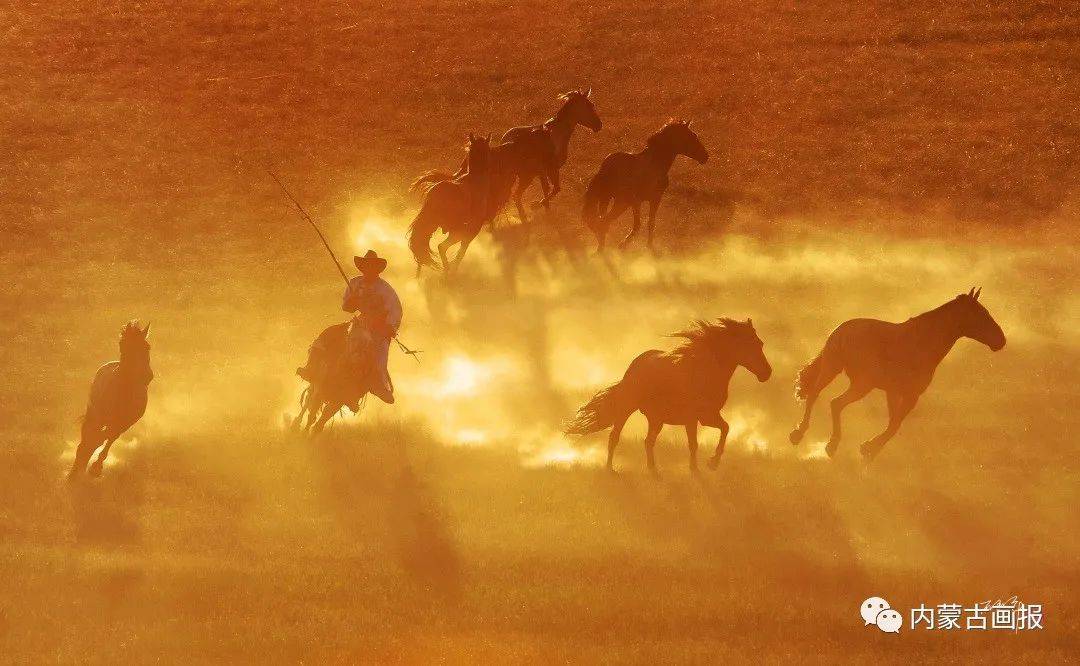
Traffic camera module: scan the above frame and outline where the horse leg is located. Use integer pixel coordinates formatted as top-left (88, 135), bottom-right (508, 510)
top-left (860, 392), bottom-right (915, 463)
top-left (706, 415), bottom-right (730, 469)
top-left (790, 358), bottom-right (842, 444)
top-left (437, 236), bottom-right (455, 271)
top-left (645, 198), bottom-right (660, 250)
top-left (450, 233), bottom-right (479, 274)
top-left (68, 421), bottom-right (104, 480)
top-left (514, 176), bottom-right (533, 226)
top-left (685, 422), bottom-right (700, 473)
top-left (619, 204), bottom-right (642, 249)
top-left (595, 202), bottom-right (628, 253)
top-left (826, 379), bottom-right (873, 457)
top-left (88, 437), bottom-right (118, 478)
top-left (310, 403), bottom-right (338, 435)
top-left (606, 412), bottom-right (631, 471)
top-left (644, 419), bottom-right (663, 474)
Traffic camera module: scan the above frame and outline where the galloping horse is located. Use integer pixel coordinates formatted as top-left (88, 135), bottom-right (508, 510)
top-left (789, 289), bottom-right (1006, 462)
top-left (292, 319), bottom-right (375, 434)
top-left (583, 120), bottom-right (708, 251)
top-left (69, 321), bottom-right (153, 479)
top-left (567, 319), bottom-right (771, 472)
top-left (424, 89), bottom-right (602, 223)
top-left (409, 130), bottom-right (557, 273)
top-left (500, 88), bottom-right (602, 214)
top-left (407, 133), bottom-right (491, 273)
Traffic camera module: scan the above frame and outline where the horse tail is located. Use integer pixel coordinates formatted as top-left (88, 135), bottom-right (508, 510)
top-left (407, 202), bottom-right (440, 269)
top-left (581, 172), bottom-right (606, 233)
top-left (794, 354), bottom-right (823, 400)
top-left (566, 381), bottom-right (633, 435)
top-left (795, 333), bottom-right (843, 400)
top-left (410, 170), bottom-right (453, 194)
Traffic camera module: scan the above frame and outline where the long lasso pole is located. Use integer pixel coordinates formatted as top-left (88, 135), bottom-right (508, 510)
top-left (264, 167), bottom-right (422, 363)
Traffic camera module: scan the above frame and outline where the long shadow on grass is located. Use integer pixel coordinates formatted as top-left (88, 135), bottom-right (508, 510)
top-left (307, 421), bottom-right (461, 597)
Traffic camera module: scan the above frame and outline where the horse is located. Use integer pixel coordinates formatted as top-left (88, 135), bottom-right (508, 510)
top-left (421, 89), bottom-right (602, 223)
top-left (582, 120), bottom-right (708, 251)
top-left (789, 288), bottom-right (1006, 462)
top-left (292, 319), bottom-right (376, 435)
top-left (500, 88), bottom-right (602, 213)
top-left (407, 133), bottom-right (491, 274)
top-left (69, 320), bottom-right (153, 479)
top-left (409, 130), bottom-right (557, 273)
top-left (566, 319), bottom-right (771, 473)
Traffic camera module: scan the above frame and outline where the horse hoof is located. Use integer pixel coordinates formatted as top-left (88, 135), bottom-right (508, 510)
top-left (707, 457), bottom-right (720, 470)
top-left (789, 430), bottom-right (804, 445)
top-left (860, 442), bottom-right (878, 464)
top-left (88, 461), bottom-right (103, 478)
top-left (825, 441), bottom-right (839, 458)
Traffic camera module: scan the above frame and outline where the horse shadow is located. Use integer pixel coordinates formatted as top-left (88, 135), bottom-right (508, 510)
top-left (308, 423), bottom-right (461, 597)
top-left (66, 460), bottom-right (146, 548)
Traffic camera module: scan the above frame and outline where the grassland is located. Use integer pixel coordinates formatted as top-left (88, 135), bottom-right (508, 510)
top-left (1, 1), bottom-right (1078, 663)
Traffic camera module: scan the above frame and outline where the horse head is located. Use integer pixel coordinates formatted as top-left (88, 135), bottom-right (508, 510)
top-left (119, 320), bottom-right (154, 383)
top-left (722, 318), bottom-right (771, 381)
top-left (465, 132), bottom-right (491, 173)
top-left (558, 89), bottom-right (602, 132)
top-left (679, 319), bottom-right (771, 382)
top-left (652, 120), bottom-right (709, 164)
top-left (954, 288), bottom-right (1006, 351)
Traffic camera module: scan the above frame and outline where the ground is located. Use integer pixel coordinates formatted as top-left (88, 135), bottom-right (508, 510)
top-left (1, 1), bottom-right (1078, 663)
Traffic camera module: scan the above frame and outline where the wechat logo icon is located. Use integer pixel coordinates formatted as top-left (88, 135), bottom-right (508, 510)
top-left (861, 596), bottom-right (901, 633)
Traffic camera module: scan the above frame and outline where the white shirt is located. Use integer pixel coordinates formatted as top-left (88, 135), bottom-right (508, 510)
top-left (342, 276), bottom-right (403, 334)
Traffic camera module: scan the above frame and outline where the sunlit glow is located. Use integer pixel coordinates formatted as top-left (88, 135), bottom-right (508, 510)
top-left (437, 355), bottom-right (488, 397)
top-left (453, 428), bottom-right (489, 446)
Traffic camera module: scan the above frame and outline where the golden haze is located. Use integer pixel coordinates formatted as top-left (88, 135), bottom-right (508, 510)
top-left (1, 0), bottom-right (1077, 662)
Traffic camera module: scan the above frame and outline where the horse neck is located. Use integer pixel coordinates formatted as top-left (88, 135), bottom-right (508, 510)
top-left (905, 303), bottom-right (964, 368)
top-left (681, 344), bottom-right (738, 393)
top-left (118, 348), bottom-right (151, 383)
top-left (641, 141), bottom-right (678, 172)
top-left (544, 112), bottom-right (576, 161)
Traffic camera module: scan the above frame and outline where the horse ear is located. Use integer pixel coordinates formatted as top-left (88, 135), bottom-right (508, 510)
top-left (142, 323), bottom-right (151, 338)
top-left (585, 87), bottom-right (592, 98)
top-left (974, 287), bottom-right (981, 300)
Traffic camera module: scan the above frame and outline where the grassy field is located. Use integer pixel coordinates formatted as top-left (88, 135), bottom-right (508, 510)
top-left (2, 0), bottom-right (1078, 663)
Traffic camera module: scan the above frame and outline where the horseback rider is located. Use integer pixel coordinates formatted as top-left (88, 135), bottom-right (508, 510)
top-left (297, 250), bottom-right (402, 405)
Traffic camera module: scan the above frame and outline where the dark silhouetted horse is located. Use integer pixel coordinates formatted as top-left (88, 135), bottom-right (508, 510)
top-left (408, 133), bottom-right (491, 273)
top-left (426, 89), bottom-right (602, 223)
top-left (500, 88), bottom-right (602, 212)
top-left (410, 130), bottom-right (558, 273)
top-left (567, 319), bottom-right (771, 472)
top-left (293, 319), bottom-right (378, 435)
top-left (789, 289), bottom-right (1006, 462)
top-left (69, 321), bottom-right (153, 479)
top-left (583, 120), bottom-right (708, 251)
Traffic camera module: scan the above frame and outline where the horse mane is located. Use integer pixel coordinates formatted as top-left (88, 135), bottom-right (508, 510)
top-left (646, 119), bottom-right (692, 148)
top-left (120, 320), bottom-right (143, 339)
top-left (667, 318), bottom-right (746, 361)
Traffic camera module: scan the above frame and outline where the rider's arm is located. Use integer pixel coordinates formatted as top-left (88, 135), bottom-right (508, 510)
top-left (342, 279), bottom-right (361, 312)
top-left (381, 283), bottom-right (403, 334)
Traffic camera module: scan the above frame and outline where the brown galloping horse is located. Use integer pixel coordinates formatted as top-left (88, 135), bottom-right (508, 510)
top-left (430, 89), bottom-right (602, 222)
top-left (583, 120), bottom-right (708, 251)
top-left (292, 320), bottom-right (376, 435)
top-left (407, 133), bottom-right (491, 273)
top-left (567, 319), bottom-right (771, 472)
top-left (69, 321), bottom-right (153, 479)
top-left (500, 88), bottom-right (602, 212)
top-left (410, 130), bottom-right (557, 273)
top-left (789, 289), bottom-right (1006, 462)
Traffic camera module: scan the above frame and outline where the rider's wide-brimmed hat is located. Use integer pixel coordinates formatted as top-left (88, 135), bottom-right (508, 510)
top-left (354, 250), bottom-right (387, 274)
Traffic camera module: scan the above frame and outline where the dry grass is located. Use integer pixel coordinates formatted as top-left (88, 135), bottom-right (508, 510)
top-left (1, 1), bottom-right (1078, 663)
